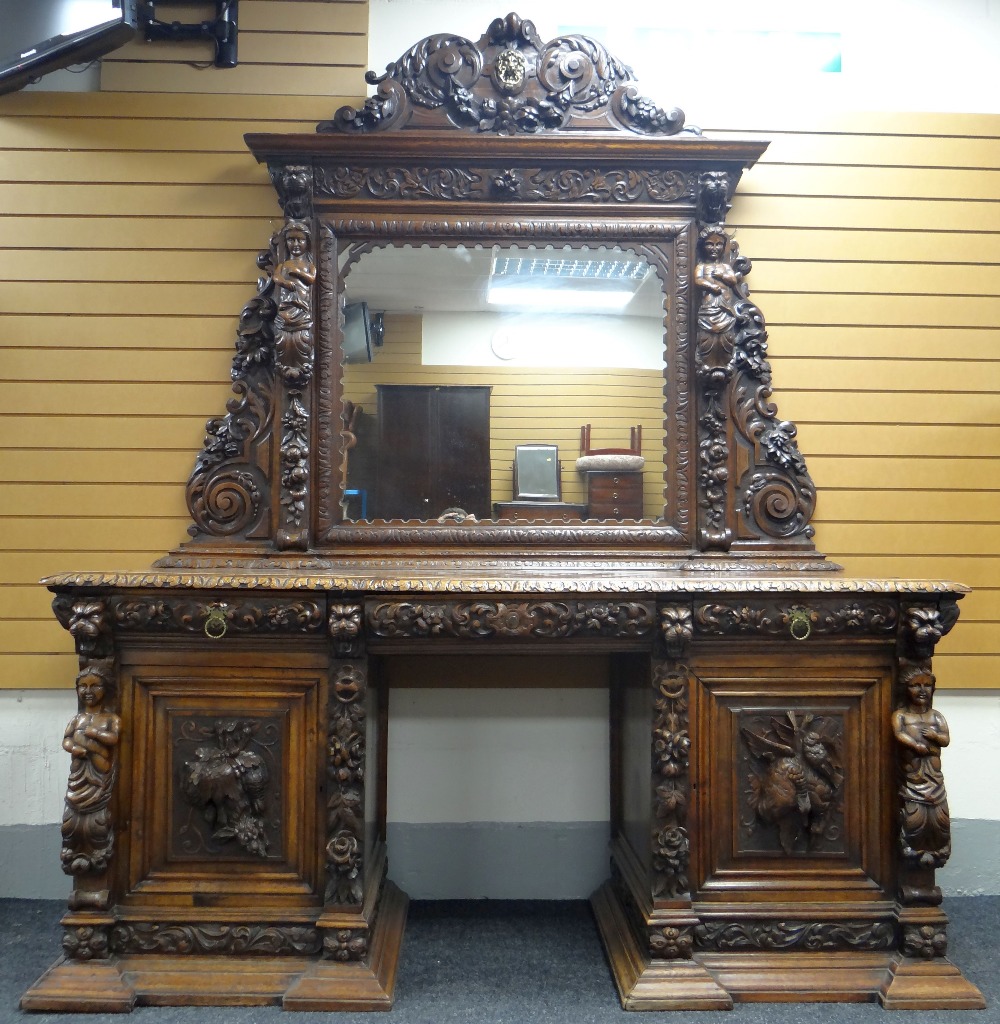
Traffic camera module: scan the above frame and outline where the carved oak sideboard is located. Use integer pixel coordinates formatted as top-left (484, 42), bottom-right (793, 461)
top-left (22, 14), bottom-right (985, 1013)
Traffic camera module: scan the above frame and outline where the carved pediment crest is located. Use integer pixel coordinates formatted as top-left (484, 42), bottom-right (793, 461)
top-left (319, 12), bottom-right (691, 137)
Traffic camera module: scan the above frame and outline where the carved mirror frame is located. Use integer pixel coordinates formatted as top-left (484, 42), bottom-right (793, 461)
top-left (176, 14), bottom-right (820, 565)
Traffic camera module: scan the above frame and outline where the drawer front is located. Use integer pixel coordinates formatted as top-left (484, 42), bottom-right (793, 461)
top-left (587, 472), bottom-right (643, 518)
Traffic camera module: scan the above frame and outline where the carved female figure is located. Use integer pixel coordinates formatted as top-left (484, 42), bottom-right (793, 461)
top-left (695, 225), bottom-right (743, 371)
top-left (60, 667), bottom-right (121, 874)
top-left (272, 220), bottom-right (316, 385)
top-left (892, 668), bottom-right (951, 868)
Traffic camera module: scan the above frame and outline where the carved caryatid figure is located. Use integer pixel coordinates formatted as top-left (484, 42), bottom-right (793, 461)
top-left (60, 667), bottom-right (121, 874)
top-left (741, 712), bottom-right (843, 855)
top-left (893, 668), bottom-right (952, 868)
top-left (695, 225), bottom-right (743, 373)
top-left (273, 220), bottom-right (316, 386)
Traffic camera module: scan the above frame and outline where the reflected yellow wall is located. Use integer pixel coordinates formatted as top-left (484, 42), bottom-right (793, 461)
top-left (0, 4), bottom-right (996, 687)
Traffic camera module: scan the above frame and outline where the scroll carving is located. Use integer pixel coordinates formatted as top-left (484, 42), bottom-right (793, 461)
top-left (110, 922), bottom-right (322, 956)
top-left (320, 14), bottom-right (689, 137)
top-left (651, 663), bottom-right (691, 899)
top-left (185, 245), bottom-right (276, 541)
top-left (179, 719), bottom-right (272, 858)
top-left (893, 665), bottom-right (951, 870)
top-left (60, 664), bottom-right (121, 877)
top-left (695, 919), bottom-right (895, 952)
top-left (315, 164), bottom-right (690, 205)
top-left (694, 225), bottom-right (816, 549)
top-left (368, 600), bottom-right (655, 640)
top-left (326, 663), bottom-right (366, 906)
top-left (111, 596), bottom-right (324, 635)
top-left (694, 599), bottom-right (897, 638)
top-left (739, 712), bottom-right (844, 855)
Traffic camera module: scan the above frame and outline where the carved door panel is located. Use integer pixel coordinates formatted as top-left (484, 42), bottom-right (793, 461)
top-left (690, 648), bottom-right (895, 905)
top-left (117, 645), bottom-right (327, 907)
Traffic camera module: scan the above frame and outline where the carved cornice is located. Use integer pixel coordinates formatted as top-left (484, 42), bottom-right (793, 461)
top-left (314, 165), bottom-right (692, 205)
top-left (44, 570), bottom-right (967, 598)
top-left (324, 218), bottom-right (686, 242)
top-left (367, 600), bottom-right (656, 641)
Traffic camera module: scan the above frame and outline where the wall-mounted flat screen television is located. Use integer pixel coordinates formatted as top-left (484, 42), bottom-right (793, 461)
top-left (0, 0), bottom-right (139, 96)
top-left (343, 302), bottom-right (384, 364)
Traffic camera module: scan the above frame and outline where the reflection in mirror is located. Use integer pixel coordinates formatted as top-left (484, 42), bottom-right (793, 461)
top-left (339, 244), bottom-right (667, 524)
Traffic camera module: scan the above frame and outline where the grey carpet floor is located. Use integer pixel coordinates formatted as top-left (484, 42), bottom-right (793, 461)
top-left (2, 898), bottom-right (997, 1023)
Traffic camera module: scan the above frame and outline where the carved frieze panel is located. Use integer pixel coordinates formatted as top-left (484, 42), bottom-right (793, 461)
top-left (694, 599), bottom-right (898, 639)
top-left (737, 710), bottom-right (845, 856)
top-left (172, 717), bottom-right (283, 861)
top-left (109, 922), bottom-right (322, 956)
top-left (315, 164), bottom-right (691, 204)
top-left (694, 918), bottom-right (895, 952)
top-left (110, 596), bottom-right (325, 636)
top-left (367, 599), bottom-right (655, 641)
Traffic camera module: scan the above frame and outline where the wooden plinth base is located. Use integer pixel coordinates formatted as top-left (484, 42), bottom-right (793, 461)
top-left (21, 882), bottom-right (408, 1014)
top-left (879, 954), bottom-right (986, 1010)
top-left (591, 880), bottom-right (986, 1012)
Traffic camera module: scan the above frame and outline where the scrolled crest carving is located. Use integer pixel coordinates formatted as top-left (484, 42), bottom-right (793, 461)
top-left (185, 245), bottom-right (277, 541)
top-left (694, 225), bottom-right (816, 549)
top-left (321, 14), bottom-right (689, 137)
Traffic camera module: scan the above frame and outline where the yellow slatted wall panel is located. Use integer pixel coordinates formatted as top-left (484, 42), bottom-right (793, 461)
top-left (341, 315), bottom-right (666, 515)
top-left (0, 2), bottom-right (368, 687)
top-left (0, 18), bottom-right (997, 688)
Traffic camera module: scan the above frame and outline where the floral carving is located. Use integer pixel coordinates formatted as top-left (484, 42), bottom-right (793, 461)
top-left (62, 925), bottom-right (110, 961)
top-left (180, 720), bottom-right (271, 858)
top-left (903, 923), bottom-right (948, 959)
top-left (651, 664), bottom-right (691, 898)
top-left (326, 664), bottom-right (367, 905)
top-left (279, 394), bottom-right (310, 531)
top-left (324, 927), bottom-right (369, 962)
top-left (110, 597), bottom-right (324, 635)
top-left (649, 925), bottom-right (693, 960)
top-left (367, 600), bottom-right (655, 640)
top-left (693, 599), bottom-right (897, 638)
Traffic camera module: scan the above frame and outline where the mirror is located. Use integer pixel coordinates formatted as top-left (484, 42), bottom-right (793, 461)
top-left (339, 243), bottom-right (668, 524)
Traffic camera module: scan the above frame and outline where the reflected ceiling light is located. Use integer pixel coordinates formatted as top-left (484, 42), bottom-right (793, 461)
top-left (487, 254), bottom-right (648, 312)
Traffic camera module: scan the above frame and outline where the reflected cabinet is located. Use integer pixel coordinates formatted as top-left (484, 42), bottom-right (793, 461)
top-left (23, 12), bottom-right (984, 1015)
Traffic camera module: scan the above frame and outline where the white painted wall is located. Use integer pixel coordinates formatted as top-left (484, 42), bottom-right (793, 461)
top-left (3, 689), bottom-right (997, 827)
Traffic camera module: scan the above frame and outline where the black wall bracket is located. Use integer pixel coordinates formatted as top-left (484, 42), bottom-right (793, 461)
top-left (139, 1), bottom-right (239, 69)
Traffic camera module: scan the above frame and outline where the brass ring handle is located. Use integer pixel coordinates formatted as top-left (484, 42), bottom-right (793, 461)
top-left (788, 607), bottom-right (812, 641)
top-left (204, 605), bottom-right (229, 639)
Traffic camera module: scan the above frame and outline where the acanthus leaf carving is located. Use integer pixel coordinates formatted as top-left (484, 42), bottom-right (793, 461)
top-left (110, 596), bottom-right (324, 635)
top-left (694, 919), bottom-right (895, 952)
top-left (110, 922), bottom-right (322, 956)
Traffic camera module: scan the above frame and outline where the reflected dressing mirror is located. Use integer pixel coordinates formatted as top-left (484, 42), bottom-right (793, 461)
top-left (338, 243), bottom-right (667, 524)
